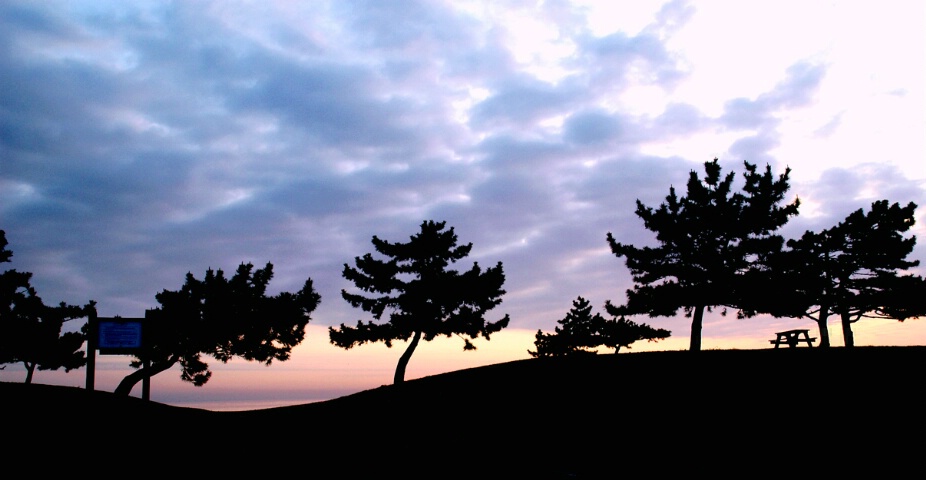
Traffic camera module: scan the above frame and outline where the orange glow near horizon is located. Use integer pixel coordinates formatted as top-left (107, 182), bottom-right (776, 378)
top-left (2, 320), bottom-right (923, 411)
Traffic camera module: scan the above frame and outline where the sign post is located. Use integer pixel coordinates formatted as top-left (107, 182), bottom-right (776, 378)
top-left (86, 314), bottom-right (149, 400)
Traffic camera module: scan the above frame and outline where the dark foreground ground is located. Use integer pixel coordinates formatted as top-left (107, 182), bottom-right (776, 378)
top-left (3, 347), bottom-right (924, 478)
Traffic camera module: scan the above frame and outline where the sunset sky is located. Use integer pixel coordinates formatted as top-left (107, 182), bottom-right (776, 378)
top-left (1, 0), bottom-right (924, 411)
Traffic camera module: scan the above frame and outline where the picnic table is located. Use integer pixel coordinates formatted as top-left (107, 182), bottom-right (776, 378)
top-left (770, 329), bottom-right (816, 348)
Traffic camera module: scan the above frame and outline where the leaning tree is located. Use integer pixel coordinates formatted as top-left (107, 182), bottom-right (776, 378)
top-left (113, 262), bottom-right (320, 396)
top-left (607, 159), bottom-right (799, 351)
top-left (331, 220), bottom-right (510, 384)
top-left (0, 229), bottom-right (93, 383)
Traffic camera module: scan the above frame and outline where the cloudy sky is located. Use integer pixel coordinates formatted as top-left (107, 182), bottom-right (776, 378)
top-left (2, 0), bottom-right (924, 409)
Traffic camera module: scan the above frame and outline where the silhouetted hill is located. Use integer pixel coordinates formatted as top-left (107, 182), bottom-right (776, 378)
top-left (4, 347), bottom-right (923, 478)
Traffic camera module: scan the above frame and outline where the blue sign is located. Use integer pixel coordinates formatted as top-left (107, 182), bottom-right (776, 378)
top-left (98, 319), bottom-right (143, 351)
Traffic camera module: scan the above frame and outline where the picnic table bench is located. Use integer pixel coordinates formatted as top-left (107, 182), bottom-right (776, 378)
top-left (770, 329), bottom-right (816, 348)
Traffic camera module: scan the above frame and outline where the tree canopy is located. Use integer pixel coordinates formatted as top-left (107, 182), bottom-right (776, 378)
top-left (529, 296), bottom-right (603, 357)
top-left (0, 230), bottom-right (93, 383)
top-left (607, 159), bottom-right (799, 351)
top-left (529, 296), bottom-right (670, 357)
top-left (331, 220), bottom-right (510, 384)
top-left (113, 262), bottom-right (320, 395)
top-left (739, 200), bottom-right (925, 347)
top-left (835, 201), bottom-right (924, 337)
top-left (738, 227), bottom-right (841, 346)
top-left (783, 201), bottom-right (924, 347)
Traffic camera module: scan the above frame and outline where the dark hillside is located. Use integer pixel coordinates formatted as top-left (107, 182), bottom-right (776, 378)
top-left (3, 347), bottom-right (923, 478)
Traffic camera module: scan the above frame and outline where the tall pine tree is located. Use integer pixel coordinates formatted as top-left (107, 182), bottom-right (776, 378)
top-left (607, 159), bottom-right (799, 351)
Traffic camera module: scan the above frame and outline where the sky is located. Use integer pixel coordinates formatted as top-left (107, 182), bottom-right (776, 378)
top-left (1, 0), bottom-right (924, 411)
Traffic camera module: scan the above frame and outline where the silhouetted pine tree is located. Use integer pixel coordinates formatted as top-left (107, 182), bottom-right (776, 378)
top-left (331, 220), bottom-right (510, 384)
top-left (114, 262), bottom-right (320, 396)
top-left (607, 159), bottom-right (799, 351)
top-left (598, 310), bottom-right (671, 353)
top-left (529, 296), bottom-right (602, 357)
top-left (529, 296), bottom-right (670, 357)
top-left (835, 200), bottom-right (925, 345)
top-left (743, 200), bottom-right (925, 347)
top-left (0, 230), bottom-right (92, 383)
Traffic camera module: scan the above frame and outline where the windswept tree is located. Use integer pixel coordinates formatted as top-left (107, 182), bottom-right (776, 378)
top-left (0, 230), bottom-right (93, 383)
top-left (600, 308), bottom-right (671, 354)
top-left (607, 159), bottom-right (799, 351)
top-left (746, 200), bottom-right (924, 347)
top-left (113, 262), bottom-right (320, 396)
top-left (835, 200), bottom-right (924, 346)
top-left (870, 272), bottom-right (926, 324)
top-left (331, 220), bottom-right (510, 384)
top-left (529, 296), bottom-right (670, 357)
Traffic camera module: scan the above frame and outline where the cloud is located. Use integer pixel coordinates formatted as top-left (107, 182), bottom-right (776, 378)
top-left (563, 108), bottom-right (623, 146)
top-left (719, 61), bottom-right (828, 130)
top-left (469, 75), bottom-right (580, 130)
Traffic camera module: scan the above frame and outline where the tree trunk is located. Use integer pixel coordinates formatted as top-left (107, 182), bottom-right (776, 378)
top-left (394, 330), bottom-right (422, 384)
top-left (816, 302), bottom-right (831, 348)
top-left (113, 358), bottom-right (177, 396)
top-left (841, 312), bottom-right (855, 348)
top-left (815, 317), bottom-right (830, 348)
top-left (689, 305), bottom-right (704, 352)
top-left (24, 363), bottom-right (35, 384)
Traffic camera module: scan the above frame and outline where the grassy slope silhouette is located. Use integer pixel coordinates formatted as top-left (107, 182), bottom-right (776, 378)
top-left (3, 346), bottom-right (923, 478)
